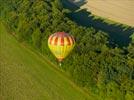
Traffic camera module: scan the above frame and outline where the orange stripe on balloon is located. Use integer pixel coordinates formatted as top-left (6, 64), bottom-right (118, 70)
top-left (66, 36), bottom-right (71, 45)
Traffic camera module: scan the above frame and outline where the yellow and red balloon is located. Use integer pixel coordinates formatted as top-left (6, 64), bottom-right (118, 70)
top-left (48, 32), bottom-right (75, 62)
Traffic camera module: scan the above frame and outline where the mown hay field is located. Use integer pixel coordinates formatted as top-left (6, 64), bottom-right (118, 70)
top-left (81, 0), bottom-right (134, 26)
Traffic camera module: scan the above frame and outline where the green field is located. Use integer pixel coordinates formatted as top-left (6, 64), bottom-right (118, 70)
top-left (0, 22), bottom-right (94, 100)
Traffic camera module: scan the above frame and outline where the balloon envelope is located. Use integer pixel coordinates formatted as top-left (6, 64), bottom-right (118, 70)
top-left (48, 32), bottom-right (75, 62)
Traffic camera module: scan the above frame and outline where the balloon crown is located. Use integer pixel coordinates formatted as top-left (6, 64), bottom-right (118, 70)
top-left (54, 32), bottom-right (69, 37)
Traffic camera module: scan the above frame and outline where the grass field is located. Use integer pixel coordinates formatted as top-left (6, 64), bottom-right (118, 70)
top-left (0, 22), bottom-right (94, 100)
top-left (81, 0), bottom-right (134, 26)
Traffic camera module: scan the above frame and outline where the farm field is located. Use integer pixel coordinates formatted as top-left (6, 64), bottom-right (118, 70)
top-left (0, 22), bottom-right (94, 100)
top-left (80, 0), bottom-right (134, 26)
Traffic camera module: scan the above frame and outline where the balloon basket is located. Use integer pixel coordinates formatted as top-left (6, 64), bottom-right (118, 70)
top-left (59, 62), bottom-right (62, 67)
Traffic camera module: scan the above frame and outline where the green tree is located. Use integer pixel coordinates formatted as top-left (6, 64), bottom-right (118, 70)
top-left (32, 28), bottom-right (42, 48)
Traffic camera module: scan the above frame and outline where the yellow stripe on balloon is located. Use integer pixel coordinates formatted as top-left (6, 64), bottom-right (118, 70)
top-left (64, 37), bottom-right (68, 45)
top-left (57, 37), bottom-right (61, 46)
top-left (68, 37), bottom-right (73, 45)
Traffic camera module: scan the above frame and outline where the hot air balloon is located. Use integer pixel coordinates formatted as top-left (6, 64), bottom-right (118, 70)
top-left (48, 32), bottom-right (75, 65)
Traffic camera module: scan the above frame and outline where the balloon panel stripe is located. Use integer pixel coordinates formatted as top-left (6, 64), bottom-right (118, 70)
top-left (49, 34), bottom-right (55, 44)
top-left (60, 36), bottom-right (64, 46)
top-left (68, 36), bottom-right (73, 45)
top-left (51, 36), bottom-right (57, 45)
top-left (71, 36), bottom-right (75, 44)
top-left (57, 37), bottom-right (61, 46)
top-left (48, 35), bottom-right (53, 44)
top-left (54, 36), bottom-right (58, 45)
top-left (66, 36), bottom-right (71, 45)
top-left (64, 37), bottom-right (68, 45)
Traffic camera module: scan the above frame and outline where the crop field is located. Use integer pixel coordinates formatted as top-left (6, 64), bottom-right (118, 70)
top-left (80, 0), bottom-right (134, 26)
top-left (0, 22), bottom-right (94, 100)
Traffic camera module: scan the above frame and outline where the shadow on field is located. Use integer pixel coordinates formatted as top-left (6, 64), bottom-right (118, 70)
top-left (62, 0), bottom-right (134, 47)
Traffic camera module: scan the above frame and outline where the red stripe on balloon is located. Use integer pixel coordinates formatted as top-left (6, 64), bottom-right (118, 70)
top-left (60, 37), bottom-right (64, 46)
top-left (66, 36), bottom-right (71, 45)
top-left (54, 36), bottom-right (58, 45)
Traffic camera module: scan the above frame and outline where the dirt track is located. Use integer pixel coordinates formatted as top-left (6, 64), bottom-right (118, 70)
top-left (80, 0), bottom-right (134, 26)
